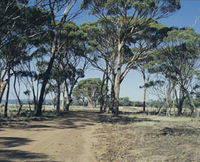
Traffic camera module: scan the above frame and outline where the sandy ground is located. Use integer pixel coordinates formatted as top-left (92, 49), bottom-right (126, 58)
top-left (0, 111), bottom-right (101, 162)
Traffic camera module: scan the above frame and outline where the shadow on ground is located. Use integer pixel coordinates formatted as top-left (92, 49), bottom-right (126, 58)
top-left (0, 150), bottom-right (50, 162)
top-left (160, 126), bottom-right (200, 136)
top-left (99, 113), bottom-right (160, 124)
top-left (0, 137), bottom-right (33, 147)
top-left (49, 111), bottom-right (160, 129)
top-left (0, 137), bottom-right (52, 162)
top-left (0, 110), bottom-right (160, 130)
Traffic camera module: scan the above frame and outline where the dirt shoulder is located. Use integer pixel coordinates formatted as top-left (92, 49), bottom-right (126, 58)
top-left (0, 111), bottom-right (102, 162)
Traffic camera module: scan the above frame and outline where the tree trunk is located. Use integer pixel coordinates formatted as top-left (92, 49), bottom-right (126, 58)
top-left (112, 41), bottom-right (124, 116)
top-left (113, 82), bottom-right (120, 116)
top-left (35, 79), bottom-right (40, 111)
top-left (177, 99), bottom-right (184, 116)
top-left (0, 70), bottom-right (7, 103)
top-left (13, 72), bottom-right (23, 116)
top-left (177, 88), bottom-right (185, 116)
top-left (62, 83), bottom-right (66, 111)
top-left (56, 83), bottom-right (61, 113)
top-left (36, 53), bottom-right (56, 116)
top-left (65, 103), bottom-right (70, 112)
top-left (185, 89), bottom-right (196, 116)
top-left (99, 71), bottom-right (107, 113)
top-left (28, 97), bottom-right (32, 112)
top-left (31, 82), bottom-right (38, 112)
top-left (65, 95), bottom-right (72, 112)
top-left (99, 99), bottom-right (104, 113)
top-left (0, 80), bottom-right (7, 104)
top-left (143, 86), bottom-right (147, 112)
top-left (110, 83), bottom-right (115, 113)
top-left (87, 97), bottom-right (94, 108)
top-left (141, 71), bottom-right (148, 112)
top-left (103, 73), bottom-right (109, 113)
top-left (4, 68), bottom-right (10, 118)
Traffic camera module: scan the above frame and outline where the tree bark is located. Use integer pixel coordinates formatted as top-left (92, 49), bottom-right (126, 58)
top-left (4, 68), bottom-right (10, 118)
top-left (56, 83), bottom-right (61, 113)
top-left (87, 97), bottom-right (94, 108)
top-left (142, 71), bottom-right (147, 112)
top-left (143, 86), bottom-right (147, 112)
top-left (65, 95), bottom-right (72, 112)
top-left (113, 41), bottom-right (124, 116)
top-left (177, 99), bottom-right (184, 116)
top-left (13, 72), bottom-right (23, 116)
top-left (99, 70), bottom-right (108, 113)
top-left (110, 83), bottom-right (115, 113)
top-left (36, 52), bottom-right (56, 116)
top-left (0, 80), bottom-right (7, 104)
top-left (62, 83), bottom-right (66, 111)
top-left (31, 79), bottom-right (38, 112)
top-left (177, 89), bottom-right (185, 116)
top-left (185, 89), bottom-right (196, 116)
top-left (103, 72), bottom-right (109, 113)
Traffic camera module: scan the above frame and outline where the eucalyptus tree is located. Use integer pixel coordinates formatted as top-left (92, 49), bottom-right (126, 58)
top-left (33, 0), bottom-right (82, 116)
top-left (0, 0), bottom-right (28, 49)
top-left (34, 21), bottom-right (88, 113)
top-left (0, 35), bottom-right (28, 117)
top-left (49, 65), bottom-right (63, 113)
top-left (0, 2), bottom-right (51, 117)
top-left (73, 78), bottom-right (106, 108)
top-left (192, 74), bottom-right (200, 108)
top-left (135, 24), bottom-right (172, 112)
top-left (57, 21), bottom-right (88, 111)
top-left (0, 61), bottom-right (7, 104)
top-left (81, 0), bottom-right (181, 115)
top-left (81, 21), bottom-right (113, 112)
top-left (0, 0), bottom-right (27, 103)
top-left (1, 34), bottom-right (44, 117)
top-left (150, 28), bottom-right (200, 115)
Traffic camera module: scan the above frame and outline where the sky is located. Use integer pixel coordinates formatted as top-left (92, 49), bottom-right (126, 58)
top-left (76, 0), bottom-right (200, 101)
top-left (6, 0), bottom-right (200, 101)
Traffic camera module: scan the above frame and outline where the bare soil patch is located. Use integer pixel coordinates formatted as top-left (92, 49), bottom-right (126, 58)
top-left (0, 111), bottom-right (102, 162)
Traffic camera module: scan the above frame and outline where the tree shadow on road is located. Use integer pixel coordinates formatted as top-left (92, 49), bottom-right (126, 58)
top-left (0, 149), bottom-right (50, 162)
top-left (0, 137), bottom-right (33, 147)
top-left (57, 111), bottom-right (160, 128)
top-left (0, 137), bottom-right (52, 162)
top-left (99, 114), bottom-right (160, 124)
top-left (0, 110), bottom-right (160, 130)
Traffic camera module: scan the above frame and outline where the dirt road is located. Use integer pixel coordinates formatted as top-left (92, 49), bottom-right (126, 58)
top-left (1, 109), bottom-right (200, 162)
top-left (0, 111), bottom-right (101, 162)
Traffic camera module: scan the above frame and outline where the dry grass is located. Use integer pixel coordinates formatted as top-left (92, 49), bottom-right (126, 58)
top-left (95, 109), bottom-right (200, 162)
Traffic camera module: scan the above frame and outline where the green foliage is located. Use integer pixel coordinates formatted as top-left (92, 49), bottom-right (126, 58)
top-left (119, 97), bottom-right (133, 106)
top-left (74, 78), bottom-right (103, 94)
top-left (82, 0), bottom-right (180, 17)
top-left (73, 78), bottom-right (106, 107)
top-left (150, 28), bottom-right (200, 81)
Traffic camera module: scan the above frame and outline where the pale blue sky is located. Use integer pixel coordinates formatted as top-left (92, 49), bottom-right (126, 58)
top-left (7, 0), bottom-right (200, 101)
